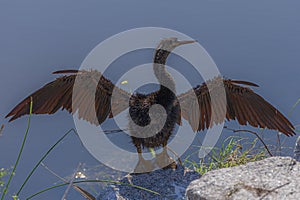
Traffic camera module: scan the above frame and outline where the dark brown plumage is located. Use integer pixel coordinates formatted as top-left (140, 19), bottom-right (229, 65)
top-left (178, 77), bottom-right (295, 136)
top-left (6, 38), bottom-right (295, 172)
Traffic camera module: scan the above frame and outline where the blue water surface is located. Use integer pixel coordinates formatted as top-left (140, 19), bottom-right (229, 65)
top-left (0, 0), bottom-right (299, 199)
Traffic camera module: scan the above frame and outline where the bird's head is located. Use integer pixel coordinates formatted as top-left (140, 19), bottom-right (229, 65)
top-left (156, 37), bottom-right (196, 52)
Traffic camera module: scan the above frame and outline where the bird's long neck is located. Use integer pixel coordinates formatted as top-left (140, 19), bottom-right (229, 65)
top-left (153, 49), bottom-right (176, 93)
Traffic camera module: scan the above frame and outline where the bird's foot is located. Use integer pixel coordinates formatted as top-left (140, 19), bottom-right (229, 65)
top-left (155, 150), bottom-right (177, 170)
top-left (133, 156), bottom-right (155, 174)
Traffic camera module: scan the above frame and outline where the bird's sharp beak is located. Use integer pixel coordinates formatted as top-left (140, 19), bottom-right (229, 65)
top-left (176, 40), bottom-right (197, 46)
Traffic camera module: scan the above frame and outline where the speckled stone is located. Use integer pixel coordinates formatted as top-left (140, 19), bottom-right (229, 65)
top-left (186, 156), bottom-right (300, 200)
top-left (98, 165), bottom-right (200, 200)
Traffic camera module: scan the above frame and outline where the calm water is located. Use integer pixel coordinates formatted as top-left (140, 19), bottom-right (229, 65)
top-left (0, 0), bottom-right (299, 199)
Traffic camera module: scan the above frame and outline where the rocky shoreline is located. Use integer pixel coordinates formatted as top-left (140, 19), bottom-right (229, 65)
top-left (98, 136), bottom-right (300, 200)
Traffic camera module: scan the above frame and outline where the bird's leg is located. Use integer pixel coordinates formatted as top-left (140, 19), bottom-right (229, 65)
top-left (155, 145), bottom-right (177, 170)
top-left (133, 146), bottom-right (154, 174)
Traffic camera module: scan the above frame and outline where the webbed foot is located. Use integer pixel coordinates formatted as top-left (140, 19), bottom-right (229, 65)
top-left (155, 149), bottom-right (177, 170)
top-left (133, 154), bottom-right (155, 174)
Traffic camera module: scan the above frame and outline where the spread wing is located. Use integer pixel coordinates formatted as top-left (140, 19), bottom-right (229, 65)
top-left (178, 77), bottom-right (295, 136)
top-left (6, 70), bottom-right (131, 125)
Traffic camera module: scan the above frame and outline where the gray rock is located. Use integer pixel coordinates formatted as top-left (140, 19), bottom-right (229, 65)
top-left (294, 136), bottom-right (300, 162)
top-left (186, 156), bottom-right (300, 200)
top-left (98, 165), bottom-right (200, 200)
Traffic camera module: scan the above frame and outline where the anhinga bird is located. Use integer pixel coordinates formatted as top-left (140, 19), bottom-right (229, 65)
top-left (6, 38), bottom-right (295, 173)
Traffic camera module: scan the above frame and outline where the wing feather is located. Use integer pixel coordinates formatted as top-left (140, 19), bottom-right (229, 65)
top-left (178, 77), bottom-right (295, 136)
top-left (6, 70), bottom-right (130, 125)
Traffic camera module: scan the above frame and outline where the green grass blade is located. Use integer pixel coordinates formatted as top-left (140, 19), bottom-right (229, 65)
top-left (1, 97), bottom-right (33, 200)
top-left (16, 128), bottom-right (76, 196)
top-left (26, 180), bottom-right (160, 200)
